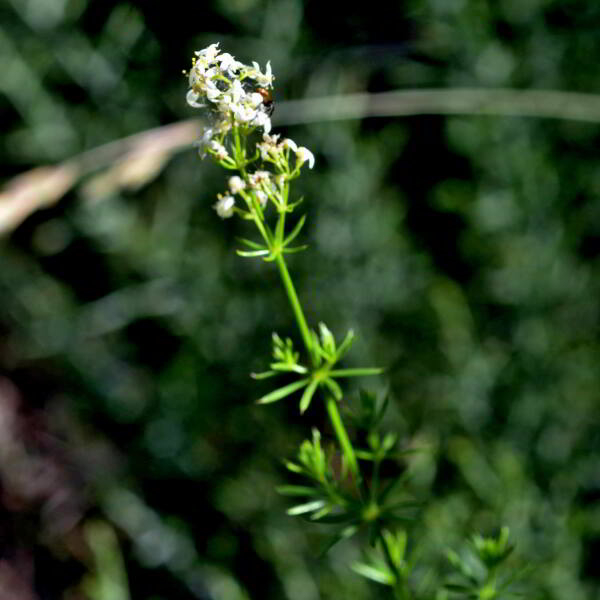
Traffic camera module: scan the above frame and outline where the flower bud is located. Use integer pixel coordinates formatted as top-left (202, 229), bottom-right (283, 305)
top-left (228, 176), bottom-right (246, 194)
top-left (213, 194), bottom-right (235, 218)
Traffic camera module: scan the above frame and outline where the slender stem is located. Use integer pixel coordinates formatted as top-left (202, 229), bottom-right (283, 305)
top-left (252, 211), bottom-right (272, 245)
top-left (276, 208), bottom-right (286, 246)
top-left (325, 395), bottom-right (360, 484)
top-left (274, 253), bottom-right (313, 355)
top-left (233, 126), bottom-right (242, 163)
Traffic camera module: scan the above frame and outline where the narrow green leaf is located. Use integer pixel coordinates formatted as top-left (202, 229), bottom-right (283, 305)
top-left (351, 562), bottom-right (395, 586)
top-left (318, 525), bottom-right (359, 557)
top-left (322, 376), bottom-right (343, 400)
top-left (283, 214), bottom-right (307, 246)
top-left (303, 511), bottom-right (359, 524)
top-left (250, 370), bottom-right (278, 380)
top-left (299, 378), bottom-right (319, 414)
top-left (283, 245), bottom-right (309, 254)
top-left (314, 343), bottom-right (333, 362)
top-left (446, 549), bottom-right (462, 568)
top-left (319, 322), bottom-right (336, 355)
top-left (335, 329), bottom-right (355, 360)
top-left (310, 330), bottom-right (323, 367)
top-left (329, 368), bottom-right (384, 378)
top-left (499, 563), bottom-right (536, 589)
top-left (249, 192), bottom-right (265, 220)
top-left (256, 378), bottom-right (310, 404)
top-left (236, 249), bottom-right (271, 257)
top-left (355, 449), bottom-right (376, 461)
top-left (270, 362), bottom-right (308, 374)
top-left (310, 505), bottom-right (334, 521)
top-left (382, 432), bottom-right (398, 452)
top-left (246, 149), bottom-right (260, 163)
top-left (382, 528), bottom-right (407, 568)
top-left (287, 499), bottom-right (326, 516)
top-left (236, 237), bottom-right (267, 250)
top-left (287, 196), bottom-right (304, 211)
top-left (374, 392), bottom-right (390, 427)
top-left (276, 485), bottom-right (321, 497)
top-left (378, 473), bottom-right (409, 504)
top-left (283, 460), bottom-right (303, 474)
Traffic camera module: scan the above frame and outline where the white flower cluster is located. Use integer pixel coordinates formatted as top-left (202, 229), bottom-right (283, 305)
top-left (187, 43), bottom-right (316, 220)
top-left (213, 170), bottom-right (274, 219)
top-left (257, 134), bottom-right (315, 169)
top-left (211, 135), bottom-right (316, 219)
top-left (186, 42), bottom-right (274, 140)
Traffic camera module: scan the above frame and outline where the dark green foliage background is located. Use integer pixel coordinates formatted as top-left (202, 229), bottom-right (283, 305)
top-left (1, 1), bottom-right (599, 598)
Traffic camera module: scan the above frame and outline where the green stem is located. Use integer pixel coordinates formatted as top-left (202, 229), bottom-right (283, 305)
top-left (233, 127), bottom-right (242, 161)
top-left (274, 253), bottom-right (313, 355)
top-left (325, 395), bottom-right (360, 484)
top-left (252, 211), bottom-right (271, 245)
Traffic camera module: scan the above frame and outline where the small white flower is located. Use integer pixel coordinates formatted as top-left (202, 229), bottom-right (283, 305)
top-left (193, 127), bottom-right (215, 157)
top-left (296, 147), bottom-right (315, 169)
top-left (248, 92), bottom-right (264, 108)
top-left (218, 52), bottom-right (243, 75)
top-left (217, 94), bottom-right (233, 114)
top-left (254, 190), bottom-right (268, 208)
top-left (196, 43), bottom-right (220, 63)
top-left (257, 143), bottom-right (271, 161)
top-left (186, 89), bottom-right (205, 108)
top-left (213, 194), bottom-right (235, 218)
top-left (215, 119), bottom-right (233, 136)
top-left (257, 133), bottom-right (280, 159)
top-left (230, 79), bottom-right (245, 104)
top-left (228, 175), bottom-right (246, 194)
top-left (209, 140), bottom-right (229, 160)
top-left (232, 103), bottom-right (257, 124)
top-left (248, 170), bottom-right (271, 188)
top-left (282, 138), bottom-right (298, 152)
top-left (206, 87), bottom-right (221, 103)
top-left (251, 60), bottom-right (274, 86)
top-left (252, 110), bottom-right (272, 133)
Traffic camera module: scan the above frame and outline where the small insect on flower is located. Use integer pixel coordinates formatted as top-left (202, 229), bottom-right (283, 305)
top-left (257, 87), bottom-right (275, 117)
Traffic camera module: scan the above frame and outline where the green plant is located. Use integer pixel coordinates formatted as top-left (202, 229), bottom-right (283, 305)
top-left (184, 42), bottom-right (532, 599)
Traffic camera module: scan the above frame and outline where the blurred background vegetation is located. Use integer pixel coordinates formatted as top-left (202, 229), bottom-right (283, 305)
top-left (1, 1), bottom-right (600, 598)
